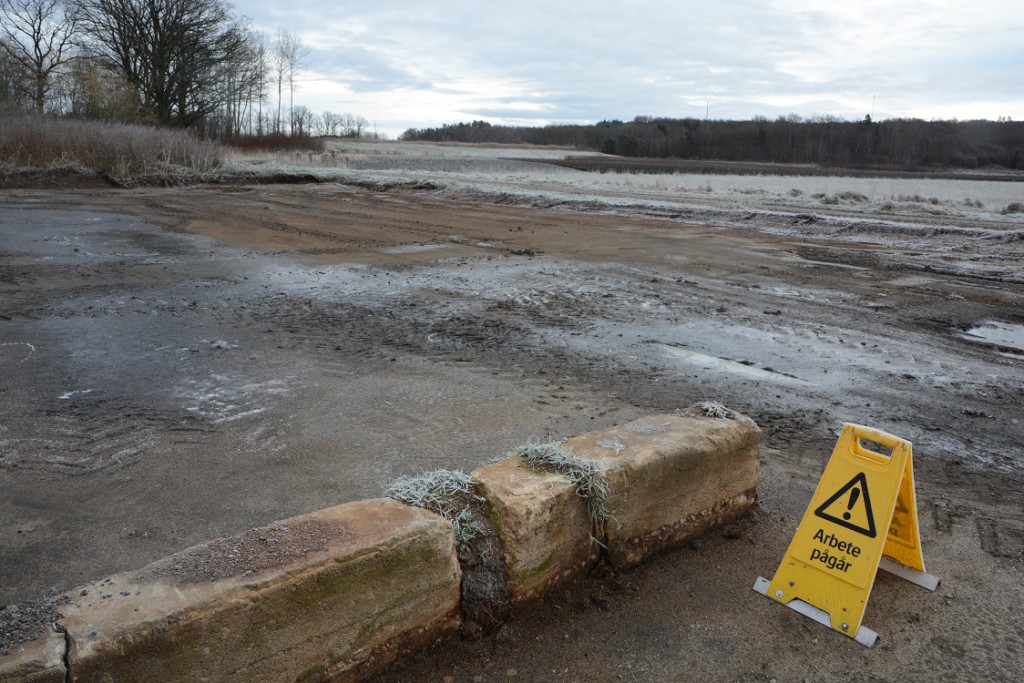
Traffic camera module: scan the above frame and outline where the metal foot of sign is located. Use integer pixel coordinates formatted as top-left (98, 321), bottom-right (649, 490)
top-left (878, 557), bottom-right (940, 591)
top-left (754, 424), bottom-right (939, 647)
top-left (753, 577), bottom-right (880, 647)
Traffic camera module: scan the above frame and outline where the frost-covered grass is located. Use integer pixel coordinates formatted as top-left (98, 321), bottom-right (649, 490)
top-left (222, 157), bottom-right (354, 178)
top-left (693, 401), bottom-right (737, 419)
top-left (225, 140), bottom-right (1023, 230)
top-left (0, 115), bottom-right (223, 183)
top-left (321, 139), bottom-right (603, 160)
top-left (236, 143), bottom-right (1021, 223)
top-left (600, 170), bottom-right (1021, 210)
top-left (224, 137), bottom-right (602, 176)
top-left (510, 442), bottom-right (609, 528)
top-left (383, 469), bottom-right (483, 549)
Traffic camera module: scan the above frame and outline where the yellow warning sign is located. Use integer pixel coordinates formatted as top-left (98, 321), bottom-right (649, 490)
top-left (814, 471), bottom-right (876, 538)
top-left (754, 424), bottom-right (939, 646)
top-left (882, 456), bottom-right (925, 571)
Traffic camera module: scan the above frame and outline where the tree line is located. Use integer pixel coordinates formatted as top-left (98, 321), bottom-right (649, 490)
top-left (401, 115), bottom-right (1024, 171)
top-left (0, 0), bottom-right (372, 142)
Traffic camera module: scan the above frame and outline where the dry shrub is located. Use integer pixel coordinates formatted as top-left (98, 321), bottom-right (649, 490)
top-left (0, 115), bottom-right (224, 183)
top-left (1001, 202), bottom-right (1024, 215)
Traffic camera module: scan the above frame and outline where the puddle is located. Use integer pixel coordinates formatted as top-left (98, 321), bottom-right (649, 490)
top-left (662, 345), bottom-right (806, 383)
top-left (379, 243), bottom-right (445, 254)
top-left (59, 389), bottom-right (94, 400)
top-left (890, 276), bottom-right (936, 287)
top-left (959, 320), bottom-right (1024, 353)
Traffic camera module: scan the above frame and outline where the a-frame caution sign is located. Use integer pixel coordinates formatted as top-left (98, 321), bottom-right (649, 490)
top-left (814, 472), bottom-right (877, 537)
top-left (754, 424), bottom-right (939, 646)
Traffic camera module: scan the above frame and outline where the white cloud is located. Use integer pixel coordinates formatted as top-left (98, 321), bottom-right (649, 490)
top-left (236, 0), bottom-right (1024, 137)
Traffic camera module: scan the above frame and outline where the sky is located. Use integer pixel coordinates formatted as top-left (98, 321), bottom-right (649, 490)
top-left (236, 0), bottom-right (1024, 139)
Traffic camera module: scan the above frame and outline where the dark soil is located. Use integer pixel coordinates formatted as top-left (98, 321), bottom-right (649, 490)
top-left (0, 166), bottom-right (114, 190)
top-left (457, 494), bottom-right (512, 638)
top-left (2, 174), bottom-right (1022, 681)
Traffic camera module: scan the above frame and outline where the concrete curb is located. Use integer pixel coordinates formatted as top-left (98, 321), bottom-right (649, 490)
top-left (1, 409), bottom-right (760, 682)
top-left (3, 500), bottom-right (462, 683)
top-left (472, 457), bottom-right (598, 606)
top-left (565, 412), bottom-right (761, 568)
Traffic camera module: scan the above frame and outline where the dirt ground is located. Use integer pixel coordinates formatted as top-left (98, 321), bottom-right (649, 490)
top-left (1, 145), bottom-right (1023, 681)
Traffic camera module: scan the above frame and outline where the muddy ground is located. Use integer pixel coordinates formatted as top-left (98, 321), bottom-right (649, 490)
top-left (1, 146), bottom-right (1023, 681)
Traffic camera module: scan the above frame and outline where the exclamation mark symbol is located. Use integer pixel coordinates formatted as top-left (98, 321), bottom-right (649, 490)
top-left (843, 487), bottom-right (861, 521)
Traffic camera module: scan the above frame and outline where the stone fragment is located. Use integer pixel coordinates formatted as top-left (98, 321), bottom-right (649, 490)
top-left (565, 412), bottom-right (761, 568)
top-left (0, 627), bottom-right (65, 683)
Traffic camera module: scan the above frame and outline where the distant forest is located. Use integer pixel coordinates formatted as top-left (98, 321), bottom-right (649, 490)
top-left (401, 116), bottom-right (1024, 171)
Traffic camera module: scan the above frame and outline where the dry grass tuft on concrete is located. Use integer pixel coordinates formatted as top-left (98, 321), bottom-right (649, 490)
top-left (384, 469), bottom-right (483, 550)
top-left (692, 400), bottom-right (737, 419)
top-left (510, 442), bottom-right (610, 529)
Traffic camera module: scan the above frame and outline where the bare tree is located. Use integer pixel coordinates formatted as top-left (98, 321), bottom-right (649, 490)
top-left (249, 30), bottom-right (268, 135)
top-left (0, 0), bottom-right (78, 112)
top-left (213, 24), bottom-right (267, 138)
top-left (272, 28), bottom-right (308, 135)
top-left (290, 104), bottom-right (311, 137)
top-left (339, 112), bottom-right (367, 138)
top-left (270, 27), bottom-right (286, 133)
top-left (319, 109), bottom-right (341, 137)
top-left (0, 44), bottom-right (32, 110)
top-left (73, 0), bottom-right (251, 127)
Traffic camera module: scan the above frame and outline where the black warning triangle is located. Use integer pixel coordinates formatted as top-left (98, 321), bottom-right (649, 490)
top-left (814, 472), bottom-right (877, 538)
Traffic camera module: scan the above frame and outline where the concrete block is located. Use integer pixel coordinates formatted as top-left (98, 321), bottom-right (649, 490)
top-left (564, 413), bottom-right (760, 568)
top-left (57, 499), bottom-right (460, 683)
top-left (472, 458), bottom-right (597, 605)
top-left (3, 411), bottom-right (762, 682)
top-left (0, 628), bottom-right (65, 683)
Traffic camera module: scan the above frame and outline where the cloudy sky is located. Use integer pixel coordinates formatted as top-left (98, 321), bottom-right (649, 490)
top-left (237, 0), bottom-right (1024, 138)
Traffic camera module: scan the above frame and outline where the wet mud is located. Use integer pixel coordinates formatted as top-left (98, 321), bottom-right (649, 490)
top-left (1, 162), bottom-right (1022, 680)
